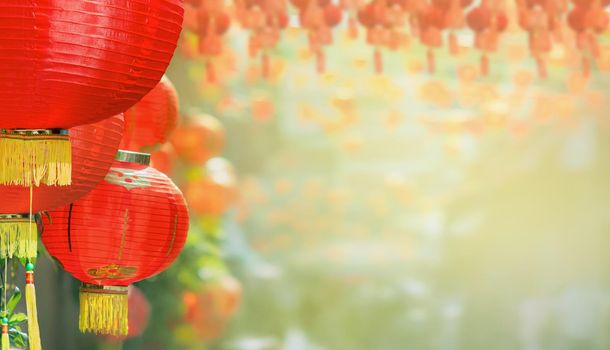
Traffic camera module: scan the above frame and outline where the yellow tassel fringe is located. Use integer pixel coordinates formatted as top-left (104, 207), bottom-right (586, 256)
top-left (0, 134), bottom-right (71, 186)
top-left (80, 290), bottom-right (129, 336)
top-left (0, 221), bottom-right (37, 259)
top-left (26, 279), bottom-right (41, 350)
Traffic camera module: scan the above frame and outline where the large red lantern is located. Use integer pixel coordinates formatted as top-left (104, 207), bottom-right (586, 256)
top-left (42, 150), bottom-right (189, 336)
top-left (0, 114), bottom-right (124, 260)
top-left (171, 114), bottom-right (225, 166)
top-left (120, 76), bottom-right (180, 152)
top-left (0, 0), bottom-right (183, 186)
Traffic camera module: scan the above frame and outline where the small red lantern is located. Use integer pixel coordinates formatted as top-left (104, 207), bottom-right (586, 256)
top-left (0, 114), bottom-right (124, 259)
top-left (120, 76), bottom-right (180, 152)
top-left (42, 150), bottom-right (189, 336)
top-left (185, 157), bottom-right (238, 216)
top-left (183, 275), bottom-right (242, 341)
top-left (171, 114), bottom-right (225, 166)
top-left (150, 143), bottom-right (178, 176)
top-left (0, 0), bottom-right (184, 186)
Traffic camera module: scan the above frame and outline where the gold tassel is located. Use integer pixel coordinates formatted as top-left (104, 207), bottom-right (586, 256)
top-left (0, 216), bottom-right (37, 259)
top-left (1, 318), bottom-right (8, 350)
top-left (25, 263), bottom-right (41, 350)
top-left (79, 285), bottom-right (128, 336)
top-left (0, 131), bottom-right (71, 186)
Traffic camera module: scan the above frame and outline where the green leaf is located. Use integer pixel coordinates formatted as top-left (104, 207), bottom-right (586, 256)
top-left (9, 328), bottom-right (28, 348)
top-left (6, 287), bottom-right (21, 314)
top-left (8, 313), bottom-right (26, 325)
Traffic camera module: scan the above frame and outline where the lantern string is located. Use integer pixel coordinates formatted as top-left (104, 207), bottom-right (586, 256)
top-left (26, 183), bottom-right (42, 350)
top-left (1, 254), bottom-right (6, 350)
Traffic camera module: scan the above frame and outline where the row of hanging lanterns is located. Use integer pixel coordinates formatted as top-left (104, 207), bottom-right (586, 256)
top-left (0, 0), bottom-right (188, 347)
top-left (182, 0), bottom-right (610, 76)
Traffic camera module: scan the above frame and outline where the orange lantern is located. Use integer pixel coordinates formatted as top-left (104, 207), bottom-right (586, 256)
top-left (171, 114), bottom-right (225, 166)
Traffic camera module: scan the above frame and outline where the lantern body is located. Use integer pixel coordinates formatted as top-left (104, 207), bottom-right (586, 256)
top-left (171, 114), bottom-right (225, 165)
top-left (0, 0), bottom-right (184, 129)
top-left (0, 115), bottom-right (124, 214)
top-left (120, 76), bottom-right (180, 152)
top-left (42, 156), bottom-right (189, 287)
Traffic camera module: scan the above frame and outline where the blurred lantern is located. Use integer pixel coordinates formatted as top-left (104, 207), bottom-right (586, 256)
top-left (418, 4), bottom-right (448, 73)
top-left (566, 0), bottom-right (609, 77)
top-left (106, 286), bottom-right (151, 342)
top-left (434, 0), bottom-right (473, 55)
top-left (251, 94), bottom-right (276, 122)
top-left (182, 275), bottom-right (242, 341)
top-left (0, 114), bottom-right (124, 259)
top-left (466, 2), bottom-right (509, 76)
top-left (341, 0), bottom-right (364, 38)
top-left (42, 150), bottom-right (189, 336)
top-left (171, 114), bottom-right (225, 166)
top-left (185, 157), bottom-right (238, 216)
top-left (120, 76), bottom-right (179, 152)
top-left (183, 0), bottom-right (232, 82)
top-left (293, 0), bottom-right (344, 73)
top-left (516, 0), bottom-right (568, 77)
top-left (150, 143), bottom-right (178, 176)
top-left (358, 0), bottom-right (410, 73)
top-left (235, 0), bottom-right (289, 79)
top-left (0, 0), bottom-right (183, 186)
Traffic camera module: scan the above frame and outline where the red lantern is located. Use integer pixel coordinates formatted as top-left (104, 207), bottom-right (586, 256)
top-left (120, 76), bottom-right (180, 152)
top-left (182, 275), bottom-right (242, 341)
top-left (171, 114), bottom-right (225, 166)
top-left (0, 1), bottom-right (184, 186)
top-left (184, 157), bottom-right (238, 216)
top-left (42, 151), bottom-right (189, 336)
top-left (106, 286), bottom-right (151, 342)
top-left (150, 143), bottom-right (178, 177)
top-left (0, 115), bottom-right (124, 259)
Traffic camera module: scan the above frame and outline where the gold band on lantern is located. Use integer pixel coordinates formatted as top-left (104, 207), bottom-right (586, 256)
top-left (3, 129), bottom-right (69, 136)
top-left (115, 150), bottom-right (150, 165)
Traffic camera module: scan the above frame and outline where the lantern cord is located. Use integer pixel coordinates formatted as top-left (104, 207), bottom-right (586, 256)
top-left (26, 184), bottom-right (42, 350)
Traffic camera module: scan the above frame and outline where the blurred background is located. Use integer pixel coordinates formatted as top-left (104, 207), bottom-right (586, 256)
top-left (34, 1), bottom-right (610, 349)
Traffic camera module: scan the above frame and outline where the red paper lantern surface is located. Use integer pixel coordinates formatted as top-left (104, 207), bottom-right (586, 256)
top-left (0, 0), bottom-right (184, 129)
top-left (0, 115), bottom-right (124, 214)
top-left (120, 76), bottom-right (180, 152)
top-left (42, 152), bottom-right (189, 286)
top-left (171, 114), bottom-right (225, 166)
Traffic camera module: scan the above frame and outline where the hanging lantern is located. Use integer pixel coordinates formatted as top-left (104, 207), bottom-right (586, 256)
top-left (235, 0), bottom-right (289, 79)
top-left (0, 0), bottom-right (183, 186)
top-left (150, 143), bottom-right (178, 176)
top-left (120, 76), bottom-right (179, 152)
top-left (182, 275), bottom-right (242, 341)
top-left (433, 0), bottom-right (473, 55)
top-left (183, 0), bottom-right (232, 82)
top-left (466, 3), bottom-right (508, 76)
top-left (185, 157), bottom-right (238, 216)
top-left (567, 0), bottom-right (609, 77)
top-left (517, 0), bottom-right (568, 77)
top-left (294, 0), bottom-right (344, 73)
top-left (0, 114), bottom-right (124, 259)
top-left (358, 0), bottom-right (409, 73)
top-left (42, 150), bottom-right (189, 336)
top-left (171, 114), bottom-right (225, 166)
